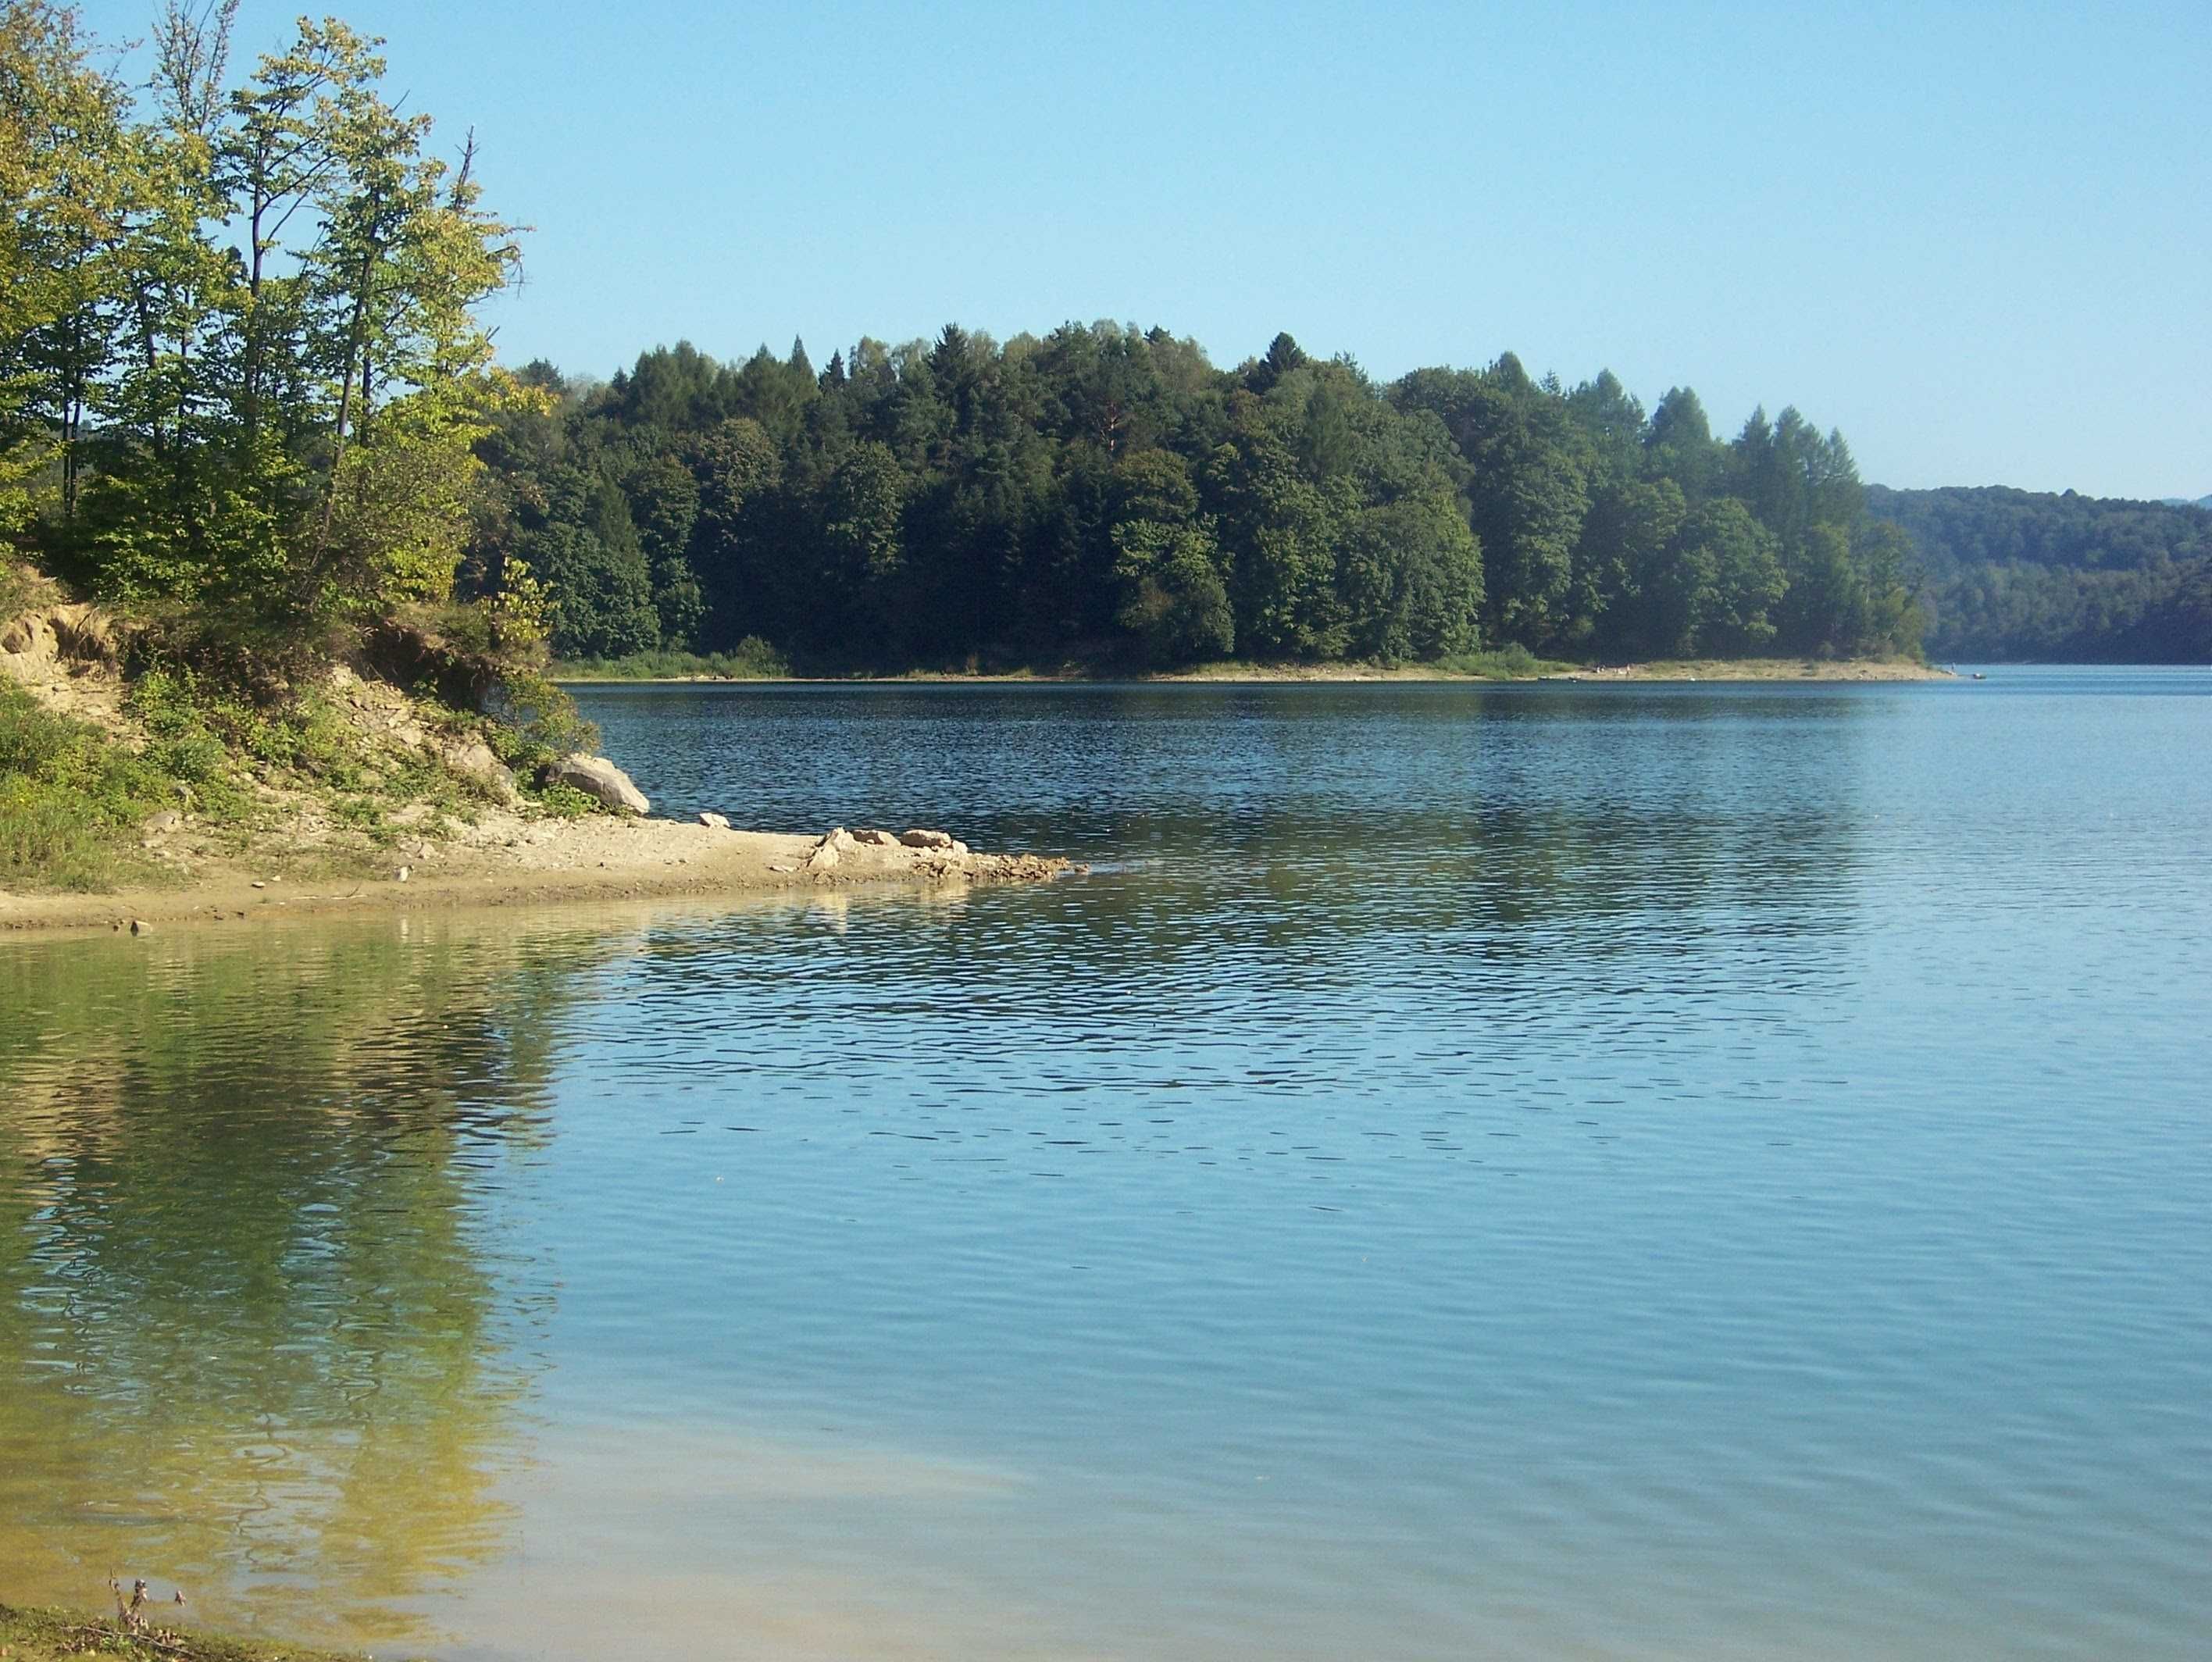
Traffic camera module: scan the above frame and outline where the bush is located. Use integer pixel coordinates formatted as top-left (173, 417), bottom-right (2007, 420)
top-left (1434, 642), bottom-right (1549, 679)
top-left (554, 637), bottom-right (790, 679)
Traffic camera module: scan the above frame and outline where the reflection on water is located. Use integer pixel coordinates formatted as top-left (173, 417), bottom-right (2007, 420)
top-left (4, 675), bottom-right (2210, 1660)
top-left (0, 922), bottom-right (587, 1643)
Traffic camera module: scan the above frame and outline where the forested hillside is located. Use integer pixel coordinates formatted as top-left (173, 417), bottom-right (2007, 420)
top-left (469, 334), bottom-right (1926, 672)
top-left (1868, 486), bottom-right (2212, 662)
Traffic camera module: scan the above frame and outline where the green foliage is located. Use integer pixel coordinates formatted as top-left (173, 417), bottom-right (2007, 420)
top-left (0, 678), bottom-right (180, 889)
top-left (0, 1597), bottom-right (369, 1662)
top-left (476, 320), bottom-right (1937, 673)
top-left (531, 778), bottom-right (598, 819)
top-left (1112, 518), bottom-right (1234, 665)
top-left (485, 665), bottom-right (598, 770)
top-left (1433, 642), bottom-right (1552, 679)
top-left (4, 0), bottom-right (524, 647)
top-left (555, 638), bottom-right (790, 679)
top-left (1869, 485), bottom-right (2210, 661)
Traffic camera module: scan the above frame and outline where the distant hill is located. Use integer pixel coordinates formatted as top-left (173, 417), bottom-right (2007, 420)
top-left (1867, 485), bottom-right (2212, 662)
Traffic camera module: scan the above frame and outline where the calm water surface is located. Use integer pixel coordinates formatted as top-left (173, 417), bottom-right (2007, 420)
top-left (4, 669), bottom-right (2208, 1660)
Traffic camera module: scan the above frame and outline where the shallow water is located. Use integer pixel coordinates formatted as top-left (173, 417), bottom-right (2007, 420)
top-left (3, 669), bottom-right (2208, 1660)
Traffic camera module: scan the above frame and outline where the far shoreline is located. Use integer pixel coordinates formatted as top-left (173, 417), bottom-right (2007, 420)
top-left (553, 656), bottom-right (1953, 687)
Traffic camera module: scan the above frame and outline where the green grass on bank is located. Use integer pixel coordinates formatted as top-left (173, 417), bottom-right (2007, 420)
top-left (1411, 644), bottom-right (1563, 679)
top-left (0, 680), bottom-right (194, 893)
top-left (0, 661), bottom-right (563, 896)
top-left (0, 1600), bottom-right (380, 1662)
top-left (551, 637), bottom-right (791, 680)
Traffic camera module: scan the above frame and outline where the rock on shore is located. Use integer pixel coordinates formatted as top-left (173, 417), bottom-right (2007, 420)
top-left (544, 754), bottom-right (650, 815)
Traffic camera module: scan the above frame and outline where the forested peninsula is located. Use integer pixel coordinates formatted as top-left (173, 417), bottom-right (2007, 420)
top-left (1868, 486), bottom-right (2212, 662)
top-left (486, 334), bottom-right (1925, 676)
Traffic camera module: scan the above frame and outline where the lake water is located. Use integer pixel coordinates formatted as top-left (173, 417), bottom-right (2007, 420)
top-left (3, 669), bottom-right (2208, 1660)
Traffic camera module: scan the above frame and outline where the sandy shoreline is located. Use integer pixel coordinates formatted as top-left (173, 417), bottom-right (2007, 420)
top-left (556, 657), bottom-right (1950, 686)
top-left (0, 814), bottom-right (1076, 936)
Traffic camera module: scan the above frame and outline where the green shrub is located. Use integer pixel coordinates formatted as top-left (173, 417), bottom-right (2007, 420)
top-left (0, 682), bottom-right (180, 890)
top-left (554, 638), bottom-right (790, 680)
top-left (532, 779), bottom-right (600, 819)
top-left (1434, 642), bottom-right (1551, 679)
top-left (487, 668), bottom-right (599, 768)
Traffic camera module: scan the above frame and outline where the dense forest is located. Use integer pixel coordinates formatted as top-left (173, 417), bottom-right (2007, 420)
top-left (1869, 486), bottom-right (2212, 662)
top-left (467, 333), bottom-right (1926, 671)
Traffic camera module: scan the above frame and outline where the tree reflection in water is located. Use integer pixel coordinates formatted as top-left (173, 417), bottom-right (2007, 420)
top-left (0, 916), bottom-right (605, 1646)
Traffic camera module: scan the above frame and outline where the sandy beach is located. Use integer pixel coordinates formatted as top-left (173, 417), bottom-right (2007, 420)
top-left (0, 810), bottom-right (1074, 936)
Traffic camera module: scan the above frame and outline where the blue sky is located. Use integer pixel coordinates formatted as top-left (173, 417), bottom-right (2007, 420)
top-left (78, 0), bottom-right (2210, 498)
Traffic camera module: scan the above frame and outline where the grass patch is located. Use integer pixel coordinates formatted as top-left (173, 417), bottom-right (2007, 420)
top-left (0, 1598), bottom-right (376, 1662)
top-left (0, 681), bottom-right (184, 892)
top-left (553, 637), bottom-right (790, 680)
top-left (1429, 643), bottom-right (1568, 679)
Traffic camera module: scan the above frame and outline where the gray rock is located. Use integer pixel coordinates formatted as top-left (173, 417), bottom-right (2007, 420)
top-left (448, 740), bottom-right (519, 803)
top-left (697, 811), bottom-right (731, 829)
top-left (144, 810), bottom-right (183, 834)
top-left (898, 828), bottom-right (957, 850)
top-left (545, 753), bottom-right (650, 815)
top-left (852, 828), bottom-right (900, 846)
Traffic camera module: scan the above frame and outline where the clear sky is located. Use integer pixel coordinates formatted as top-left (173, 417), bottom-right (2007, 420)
top-left (77, 0), bottom-right (2211, 499)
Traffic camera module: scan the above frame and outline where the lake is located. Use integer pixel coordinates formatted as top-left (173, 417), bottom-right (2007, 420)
top-left (3, 669), bottom-right (2208, 1660)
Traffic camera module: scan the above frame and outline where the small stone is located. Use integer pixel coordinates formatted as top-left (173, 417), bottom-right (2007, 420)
top-left (144, 810), bottom-right (182, 835)
top-left (852, 828), bottom-right (899, 846)
top-left (697, 811), bottom-right (730, 829)
top-left (767, 863), bottom-right (794, 873)
top-left (395, 865), bottom-right (411, 883)
top-left (898, 828), bottom-right (957, 850)
top-left (251, 880), bottom-right (266, 889)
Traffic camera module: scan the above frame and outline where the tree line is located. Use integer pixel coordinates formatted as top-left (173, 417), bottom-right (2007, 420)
top-left (468, 332), bottom-right (1926, 671)
top-left (1867, 486), bottom-right (2212, 662)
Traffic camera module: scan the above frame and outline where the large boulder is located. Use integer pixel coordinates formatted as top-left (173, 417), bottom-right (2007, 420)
top-left (544, 753), bottom-right (650, 815)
